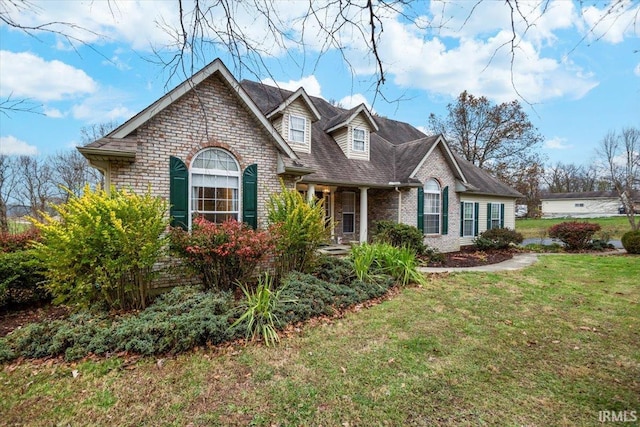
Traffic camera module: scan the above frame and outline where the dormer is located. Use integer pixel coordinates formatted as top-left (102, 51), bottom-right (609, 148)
top-left (325, 104), bottom-right (378, 161)
top-left (266, 87), bottom-right (321, 154)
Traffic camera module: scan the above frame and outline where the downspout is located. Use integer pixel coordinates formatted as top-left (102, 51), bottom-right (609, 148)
top-left (395, 186), bottom-right (401, 223)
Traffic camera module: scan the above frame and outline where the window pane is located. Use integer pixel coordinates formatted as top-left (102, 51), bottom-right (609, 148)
top-left (425, 214), bottom-right (440, 234)
top-left (425, 179), bottom-right (440, 192)
top-left (290, 116), bottom-right (306, 143)
top-left (343, 213), bottom-right (355, 233)
top-left (353, 128), bottom-right (366, 151)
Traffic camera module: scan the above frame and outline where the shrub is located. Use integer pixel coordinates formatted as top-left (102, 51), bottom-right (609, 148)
top-left (621, 230), bottom-right (640, 254)
top-left (0, 228), bottom-right (41, 253)
top-left (372, 220), bottom-right (425, 255)
top-left (275, 271), bottom-right (394, 325)
top-left (267, 183), bottom-right (329, 276)
top-left (423, 246), bottom-right (445, 264)
top-left (30, 185), bottom-right (168, 310)
top-left (170, 217), bottom-right (273, 292)
top-left (0, 286), bottom-right (237, 362)
top-left (0, 249), bottom-right (49, 310)
top-left (548, 221), bottom-right (601, 251)
top-left (313, 255), bottom-right (356, 286)
top-left (474, 228), bottom-right (523, 250)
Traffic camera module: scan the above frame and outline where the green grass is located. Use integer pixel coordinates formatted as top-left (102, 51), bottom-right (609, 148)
top-left (1, 254), bottom-right (639, 426)
top-left (516, 216), bottom-right (633, 239)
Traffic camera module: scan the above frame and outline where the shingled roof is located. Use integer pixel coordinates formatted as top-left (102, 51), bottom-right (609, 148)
top-left (241, 80), bottom-right (521, 198)
top-left (242, 80), bottom-right (444, 187)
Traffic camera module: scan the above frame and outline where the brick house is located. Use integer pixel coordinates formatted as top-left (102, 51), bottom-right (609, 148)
top-left (79, 59), bottom-right (522, 253)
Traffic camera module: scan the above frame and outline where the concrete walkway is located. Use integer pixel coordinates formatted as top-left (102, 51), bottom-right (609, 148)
top-left (419, 253), bottom-right (539, 274)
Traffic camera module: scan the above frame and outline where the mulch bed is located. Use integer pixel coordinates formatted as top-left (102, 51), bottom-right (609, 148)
top-left (423, 248), bottom-right (515, 268)
top-left (0, 305), bottom-right (70, 338)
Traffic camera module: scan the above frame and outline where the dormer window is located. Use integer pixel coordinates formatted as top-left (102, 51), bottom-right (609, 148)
top-left (289, 115), bottom-right (306, 144)
top-left (353, 128), bottom-right (366, 152)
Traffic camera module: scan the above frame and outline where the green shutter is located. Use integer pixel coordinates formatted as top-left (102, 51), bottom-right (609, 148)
top-left (441, 186), bottom-right (449, 235)
top-left (242, 164), bottom-right (258, 229)
top-left (487, 203), bottom-right (492, 230)
top-left (417, 187), bottom-right (424, 233)
top-left (169, 156), bottom-right (188, 230)
top-left (474, 202), bottom-right (480, 236)
top-left (500, 203), bottom-right (505, 228)
top-left (460, 202), bottom-right (464, 237)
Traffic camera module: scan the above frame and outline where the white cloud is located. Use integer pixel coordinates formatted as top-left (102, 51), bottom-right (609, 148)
top-left (0, 135), bottom-right (38, 155)
top-left (261, 75), bottom-right (323, 97)
top-left (0, 51), bottom-right (97, 102)
top-left (44, 107), bottom-right (65, 118)
top-left (635, 63), bottom-right (640, 77)
top-left (580, 1), bottom-right (640, 44)
top-left (545, 137), bottom-right (573, 150)
top-left (350, 6), bottom-right (600, 104)
top-left (338, 93), bottom-right (372, 110)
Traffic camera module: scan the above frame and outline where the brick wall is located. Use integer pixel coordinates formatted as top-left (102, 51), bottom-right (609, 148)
top-left (106, 73), bottom-right (298, 288)
top-left (400, 145), bottom-right (461, 253)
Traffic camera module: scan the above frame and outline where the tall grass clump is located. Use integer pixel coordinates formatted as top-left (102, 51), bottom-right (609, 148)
top-left (231, 274), bottom-right (293, 346)
top-left (350, 243), bottom-right (426, 286)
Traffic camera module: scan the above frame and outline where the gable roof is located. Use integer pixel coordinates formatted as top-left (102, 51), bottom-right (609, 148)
top-left (265, 87), bottom-right (322, 122)
top-left (324, 104), bottom-right (379, 133)
top-left (453, 154), bottom-right (524, 198)
top-left (79, 59), bottom-right (298, 161)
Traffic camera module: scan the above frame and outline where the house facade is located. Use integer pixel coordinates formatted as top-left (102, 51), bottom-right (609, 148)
top-left (79, 59), bottom-right (522, 253)
top-left (540, 191), bottom-right (623, 218)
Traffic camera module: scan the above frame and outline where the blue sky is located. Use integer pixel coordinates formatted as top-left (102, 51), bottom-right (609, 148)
top-left (1, 0), bottom-right (638, 167)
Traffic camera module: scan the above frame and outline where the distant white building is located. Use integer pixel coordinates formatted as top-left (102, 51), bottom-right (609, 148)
top-left (540, 191), bottom-right (621, 218)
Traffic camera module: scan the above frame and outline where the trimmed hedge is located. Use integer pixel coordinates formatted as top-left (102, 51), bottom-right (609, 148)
top-left (0, 249), bottom-right (49, 310)
top-left (621, 230), bottom-right (640, 254)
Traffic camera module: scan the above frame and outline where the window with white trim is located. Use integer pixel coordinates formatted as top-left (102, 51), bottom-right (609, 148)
top-left (490, 203), bottom-right (501, 229)
top-left (289, 115), bottom-right (306, 144)
top-left (424, 179), bottom-right (441, 234)
top-left (342, 192), bottom-right (355, 233)
top-left (463, 202), bottom-right (475, 237)
top-left (190, 148), bottom-right (240, 224)
top-left (352, 128), bottom-right (366, 152)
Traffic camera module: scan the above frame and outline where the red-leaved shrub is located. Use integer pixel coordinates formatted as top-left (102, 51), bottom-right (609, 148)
top-left (0, 228), bottom-right (41, 253)
top-left (548, 221), bottom-right (601, 251)
top-left (169, 218), bottom-right (274, 291)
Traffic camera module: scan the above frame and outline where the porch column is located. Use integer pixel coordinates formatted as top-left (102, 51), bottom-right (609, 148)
top-left (307, 183), bottom-right (316, 202)
top-left (359, 187), bottom-right (368, 243)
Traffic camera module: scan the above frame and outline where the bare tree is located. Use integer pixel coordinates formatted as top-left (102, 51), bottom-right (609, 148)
top-left (50, 150), bottom-right (101, 202)
top-left (428, 90), bottom-right (544, 173)
top-left (0, 155), bottom-right (20, 232)
top-left (598, 127), bottom-right (640, 231)
top-left (544, 162), bottom-right (608, 193)
top-left (2, 1), bottom-right (638, 109)
top-left (494, 154), bottom-right (545, 218)
top-left (79, 121), bottom-right (120, 146)
top-left (15, 155), bottom-right (55, 221)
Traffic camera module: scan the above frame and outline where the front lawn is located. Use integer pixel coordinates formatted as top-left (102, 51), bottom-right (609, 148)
top-left (1, 254), bottom-right (638, 426)
top-left (516, 216), bottom-right (633, 240)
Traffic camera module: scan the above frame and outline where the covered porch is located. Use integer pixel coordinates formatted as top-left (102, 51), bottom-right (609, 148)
top-left (295, 183), bottom-right (402, 244)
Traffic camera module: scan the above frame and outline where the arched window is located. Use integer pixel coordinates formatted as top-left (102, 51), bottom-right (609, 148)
top-left (424, 178), bottom-right (441, 234)
top-left (190, 148), bottom-right (240, 223)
